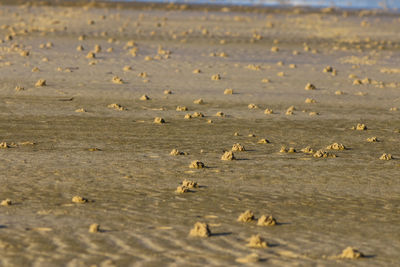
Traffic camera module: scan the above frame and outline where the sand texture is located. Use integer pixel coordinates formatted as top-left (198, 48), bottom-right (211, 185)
top-left (0, 2), bottom-right (400, 266)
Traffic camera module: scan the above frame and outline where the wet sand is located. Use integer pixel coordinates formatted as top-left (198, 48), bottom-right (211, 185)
top-left (0, 2), bottom-right (400, 266)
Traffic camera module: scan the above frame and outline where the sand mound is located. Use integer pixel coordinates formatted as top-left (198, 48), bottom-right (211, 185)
top-left (305, 83), bottom-right (316, 90)
top-left (211, 74), bottom-right (221, 80)
top-left (75, 108), bottom-right (86, 113)
top-left (264, 108), bottom-right (273, 114)
top-left (35, 79), bottom-right (46, 87)
top-left (257, 215), bottom-right (277, 226)
top-left (189, 222), bottom-right (210, 237)
top-left (182, 179), bottom-right (198, 188)
top-left (89, 224), bottom-right (100, 233)
top-left (192, 69), bottom-right (201, 74)
top-left (235, 253), bottom-right (260, 263)
top-left (107, 103), bottom-right (126, 111)
top-left (221, 151), bottom-right (235, 160)
top-left (248, 104), bottom-right (258, 109)
top-left (164, 90), bottom-right (172, 95)
top-left (193, 99), bottom-right (204, 104)
top-left (280, 146), bottom-right (295, 153)
top-left (112, 76), bottom-right (124, 84)
top-left (123, 66), bottom-right (132, 71)
top-left (0, 142), bottom-right (10, 149)
top-left (170, 149), bottom-right (186, 155)
top-left (367, 137), bottom-right (379, 142)
top-left (184, 114), bottom-right (192, 119)
top-left (72, 196), bottom-right (88, 203)
top-left (313, 150), bottom-right (336, 158)
top-left (301, 146), bottom-right (314, 154)
top-left (353, 123), bottom-right (367, 130)
top-left (335, 90), bottom-right (345, 95)
top-left (189, 160), bottom-right (205, 169)
top-left (258, 139), bottom-right (270, 144)
top-left (1, 199), bottom-right (12, 206)
top-left (86, 52), bottom-right (95, 59)
top-left (175, 185), bottom-right (190, 193)
top-left (326, 143), bottom-right (346, 150)
top-left (379, 153), bottom-right (393, 160)
top-left (232, 143), bottom-right (245, 151)
top-left (286, 106), bottom-right (295, 115)
top-left (153, 117), bottom-right (165, 124)
top-left (305, 98), bottom-right (316, 103)
top-left (215, 111), bottom-right (225, 117)
top-left (224, 88), bottom-right (233, 95)
top-left (192, 112), bottom-right (204, 118)
top-left (339, 247), bottom-right (364, 259)
top-left (176, 106), bottom-right (188, 111)
top-left (140, 95), bottom-right (150, 101)
top-left (237, 210), bottom-right (255, 222)
top-left (246, 235), bottom-right (268, 248)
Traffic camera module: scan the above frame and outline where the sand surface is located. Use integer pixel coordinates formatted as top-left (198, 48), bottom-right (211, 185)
top-left (0, 2), bottom-right (400, 266)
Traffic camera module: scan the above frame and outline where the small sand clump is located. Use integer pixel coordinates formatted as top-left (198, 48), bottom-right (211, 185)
top-left (326, 143), bottom-right (346, 150)
top-left (86, 52), bottom-right (95, 59)
top-left (170, 149), bottom-right (186, 156)
top-left (339, 247), bottom-right (364, 259)
top-left (221, 151), bottom-right (235, 160)
top-left (192, 112), bottom-right (204, 118)
top-left (215, 111), bottom-right (225, 117)
top-left (258, 139), bottom-right (270, 144)
top-left (0, 142), bottom-right (10, 149)
top-left (313, 150), bottom-right (336, 158)
top-left (189, 160), bottom-right (205, 169)
top-left (264, 108), bottom-right (273, 114)
top-left (184, 114), bottom-right (192, 119)
top-left (112, 76), bottom-right (124, 84)
top-left (246, 235), bottom-right (268, 248)
top-left (75, 108), bottom-right (87, 113)
top-left (211, 74), bottom-right (221, 80)
top-left (164, 90), bottom-right (172, 95)
top-left (305, 98), bottom-right (316, 103)
top-left (248, 103), bottom-right (258, 109)
top-left (1, 199), bottom-right (12, 206)
top-left (301, 146), bottom-right (314, 154)
top-left (140, 94), bottom-right (150, 101)
top-left (176, 106), bottom-right (188, 111)
top-left (35, 79), bottom-right (46, 87)
top-left (367, 137), bottom-right (378, 142)
top-left (193, 98), bottom-right (204, 104)
top-left (107, 103), bottom-right (125, 111)
top-left (305, 83), bottom-right (316, 90)
top-left (354, 123), bottom-right (367, 130)
top-left (72, 196), bottom-right (88, 204)
top-left (257, 215), bottom-right (277, 226)
top-left (335, 90), bottom-right (345, 95)
top-left (224, 88), bottom-right (233, 95)
top-left (89, 224), bottom-right (100, 233)
top-left (232, 143), bottom-right (245, 151)
top-left (379, 153), bottom-right (393, 160)
top-left (237, 210), bottom-right (255, 222)
top-left (192, 69), bottom-right (201, 74)
top-left (182, 179), bottom-right (198, 188)
top-left (154, 117), bottom-right (165, 124)
top-left (189, 222), bottom-right (210, 237)
top-left (175, 185), bottom-right (190, 194)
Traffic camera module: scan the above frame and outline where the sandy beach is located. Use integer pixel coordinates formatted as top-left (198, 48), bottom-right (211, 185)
top-left (0, 1), bottom-right (399, 266)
